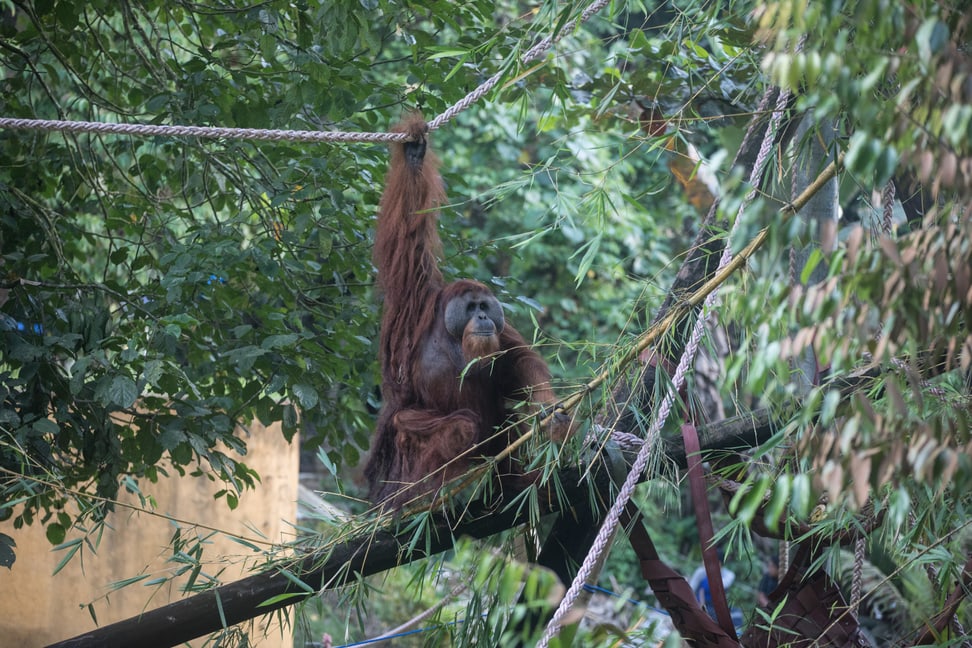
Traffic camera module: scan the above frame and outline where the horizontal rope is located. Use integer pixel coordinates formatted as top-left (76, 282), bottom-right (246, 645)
top-left (0, 117), bottom-right (410, 143)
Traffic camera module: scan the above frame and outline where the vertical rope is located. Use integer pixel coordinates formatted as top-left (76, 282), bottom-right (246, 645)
top-left (881, 179), bottom-right (896, 235)
top-left (788, 245), bottom-right (797, 286)
top-left (851, 534), bottom-right (865, 615)
top-left (535, 87), bottom-right (791, 648)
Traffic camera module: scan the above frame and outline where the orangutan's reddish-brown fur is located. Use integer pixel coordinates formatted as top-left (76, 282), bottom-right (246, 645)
top-left (364, 115), bottom-right (568, 508)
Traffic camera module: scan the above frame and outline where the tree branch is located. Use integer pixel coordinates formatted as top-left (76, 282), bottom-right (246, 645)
top-left (46, 409), bottom-right (777, 648)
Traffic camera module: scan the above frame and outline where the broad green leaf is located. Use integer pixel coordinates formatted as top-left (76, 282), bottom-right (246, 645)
top-left (261, 334), bottom-right (299, 349)
top-left (292, 383), bottom-right (319, 409)
top-left (46, 523), bottom-right (66, 546)
top-left (0, 533), bottom-right (16, 569)
top-left (108, 375), bottom-right (140, 409)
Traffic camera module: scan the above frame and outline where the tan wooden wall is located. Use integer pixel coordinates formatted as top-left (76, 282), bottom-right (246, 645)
top-left (0, 422), bottom-right (299, 647)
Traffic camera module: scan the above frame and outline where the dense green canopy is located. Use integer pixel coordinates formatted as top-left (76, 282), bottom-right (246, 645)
top-left (1, 0), bottom-right (970, 645)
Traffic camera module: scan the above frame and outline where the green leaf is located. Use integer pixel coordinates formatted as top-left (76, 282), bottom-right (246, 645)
top-left (315, 447), bottom-right (338, 476)
top-left (629, 28), bottom-right (650, 52)
top-left (799, 249), bottom-right (824, 286)
top-left (819, 389), bottom-right (841, 426)
top-left (109, 247), bottom-right (129, 264)
top-left (292, 383), bottom-right (319, 409)
top-left (108, 375), bottom-right (140, 409)
top-left (51, 538), bottom-right (83, 576)
top-left (214, 590), bottom-right (227, 629)
top-left (32, 418), bottom-right (59, 435)
top-left (498, 562), bottom-right (521, 602)
top-left (427, 47), bottom-right (470, 59)
top-left (69, 355), bottom-right (94, 395)
top-left (763, 476), bottom-right (790, 531)
top-left (0, 533), bottom-right (16, 569)
top-left (231, 324), bottom-right (253, 338)
top-left (261, 334), bottom-right (299, 349)
top-left (140, 360), bottom-right (164, 388)
top-left (54, 1), bottom-right (78, 29)
top-left (738, 474), bottom-right (772, 525)
top-left (572, 235), bottom-right (601, 287)
top-left (276, 568), bottom-right (316, 594)
top-left (170, 443), bottom-right (193, 465)
top-left (257, 592), bottom-right (307, 607)
top-left (843, 131), bottom-right (872, 176)
top-left (915, 18), bottom-right (948, 64)
top-left (226, 535), bottom-right (262, 552)
top-left (790, 473), bottom-right (811, 519)
top-left (46, 523), bottom-right (66, 546)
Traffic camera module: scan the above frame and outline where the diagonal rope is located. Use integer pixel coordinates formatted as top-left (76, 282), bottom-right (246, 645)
top-left (535, 86), bottom-right (792, 647)
top-left (428, 0), bottom-right (610, 131)
top-left (0, 1), bottom-right (609, 143)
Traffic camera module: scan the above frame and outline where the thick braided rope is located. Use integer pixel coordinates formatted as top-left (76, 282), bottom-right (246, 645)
top-left (0, 117), bottom-right (409, 143)
top-left (851, 534), bottom-right (865, 614)
top-left (521, 0), bottom-right (610, 63)
top-left (536, 88), bottom-right (791, 647)
top-left (427, 0), bottom-right (610, 131)
top-left (882, 179), bottom-right (896, 234)
top-left (427, 70), bottom-right (506, 132)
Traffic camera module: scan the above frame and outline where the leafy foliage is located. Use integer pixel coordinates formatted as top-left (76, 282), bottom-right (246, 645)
top-left (2, 0), bottom-right (972, 645)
